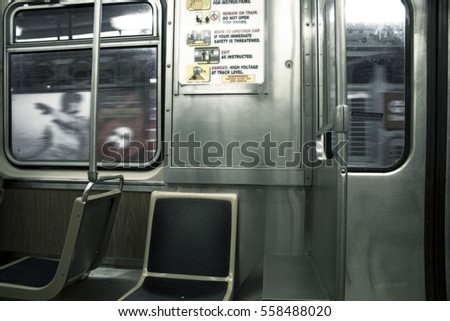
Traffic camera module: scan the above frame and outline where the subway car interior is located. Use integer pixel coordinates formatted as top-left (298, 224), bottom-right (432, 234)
top-left (0, 0), bottom-right (449, 301)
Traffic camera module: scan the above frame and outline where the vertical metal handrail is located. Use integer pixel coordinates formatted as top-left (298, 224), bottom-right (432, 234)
top-left (88, 0), bottom-right (103, 182)
top-left (334, 0), bottom-right (348, 301)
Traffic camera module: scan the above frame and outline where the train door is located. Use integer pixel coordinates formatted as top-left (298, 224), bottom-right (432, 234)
top-left (344, 0), bottom-right (428, 300)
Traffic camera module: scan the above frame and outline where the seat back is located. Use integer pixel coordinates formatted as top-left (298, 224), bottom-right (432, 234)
top-left (0, 176), bottom-right (123, 300)
top-left (120, 191), bottom-right (237, 301)
top-left (57, 176), bottom-right (123, 285)
top-left (147, 195), bottom-right (234, 278)
top-left (63, 189), bottom-right (122, 283)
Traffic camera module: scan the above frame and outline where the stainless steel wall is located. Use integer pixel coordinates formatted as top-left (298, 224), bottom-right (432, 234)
top-left (0, 0), bottom-right (433, 301)
top-left (164, 0), bottom-right (309, 186)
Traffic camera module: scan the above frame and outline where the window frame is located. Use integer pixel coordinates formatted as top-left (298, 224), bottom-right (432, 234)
top-left (345, 0), bottom-right (412, 173)
top-left (3, 0), bottom-right (162, 169)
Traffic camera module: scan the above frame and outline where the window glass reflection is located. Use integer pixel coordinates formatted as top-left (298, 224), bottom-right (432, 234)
top-left (10, 48), bottom-right (158, 165)
top-left (346, 0), bottom-right (406, 168)
top-left (14, 3), bottom-right (153, 42)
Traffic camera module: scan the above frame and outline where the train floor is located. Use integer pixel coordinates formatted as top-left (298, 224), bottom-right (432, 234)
top-left (0, 264), bottom-right (264, 301)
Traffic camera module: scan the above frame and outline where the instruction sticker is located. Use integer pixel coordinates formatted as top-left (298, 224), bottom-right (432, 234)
top-left (179, 0), bottom-right (265, 89)
top-left (222, 74), bottom-right (255, 83)
top-left (186, 0), bottom-right (211, 11)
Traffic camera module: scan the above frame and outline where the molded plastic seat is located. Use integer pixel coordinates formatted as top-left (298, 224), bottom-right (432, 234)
top-left (120, 191), bottom-right (238, 301)
top-left (0, 175), bottom-right (123, 300)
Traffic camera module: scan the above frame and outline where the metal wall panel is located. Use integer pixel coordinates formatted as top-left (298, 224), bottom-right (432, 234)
top-left (345, 0), bottom-right (427, 300)
top-left (166, 0), bottom-right (308, 186)
top-left (308, 166), bottom-right (339, 299)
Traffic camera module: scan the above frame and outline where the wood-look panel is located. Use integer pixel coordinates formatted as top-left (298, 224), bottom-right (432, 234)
top-left (0, 189), bottom-right (76, 255)
top-left (106, 192), bottom-right (150, 260)
top-left (0, 189), bottom-right (149, 261)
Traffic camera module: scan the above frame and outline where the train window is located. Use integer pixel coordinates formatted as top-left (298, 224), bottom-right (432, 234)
top-left (346, 0), bottom-right (407, 170)
top-left (13, 3), bottom-right (153, 42)
top-left (4, 1), bottom-right (160, 168)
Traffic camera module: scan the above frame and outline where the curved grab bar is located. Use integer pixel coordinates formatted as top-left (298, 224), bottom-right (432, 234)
top-left (82, 175), bottom-right (124, 203)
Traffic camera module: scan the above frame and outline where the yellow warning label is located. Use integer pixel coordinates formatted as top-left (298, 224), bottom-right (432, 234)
top-left (222, 74), bottom-right (256, 83)
top-left (186, 0), bottom-right (211, 11)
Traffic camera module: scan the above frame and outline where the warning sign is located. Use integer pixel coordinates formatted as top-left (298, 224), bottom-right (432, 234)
top-left (223, 74), bottom-right (255, 83)
top-left (186, 65), bottom-right (211, 83)
top-left (179, 0), bottom-right (265, 91)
